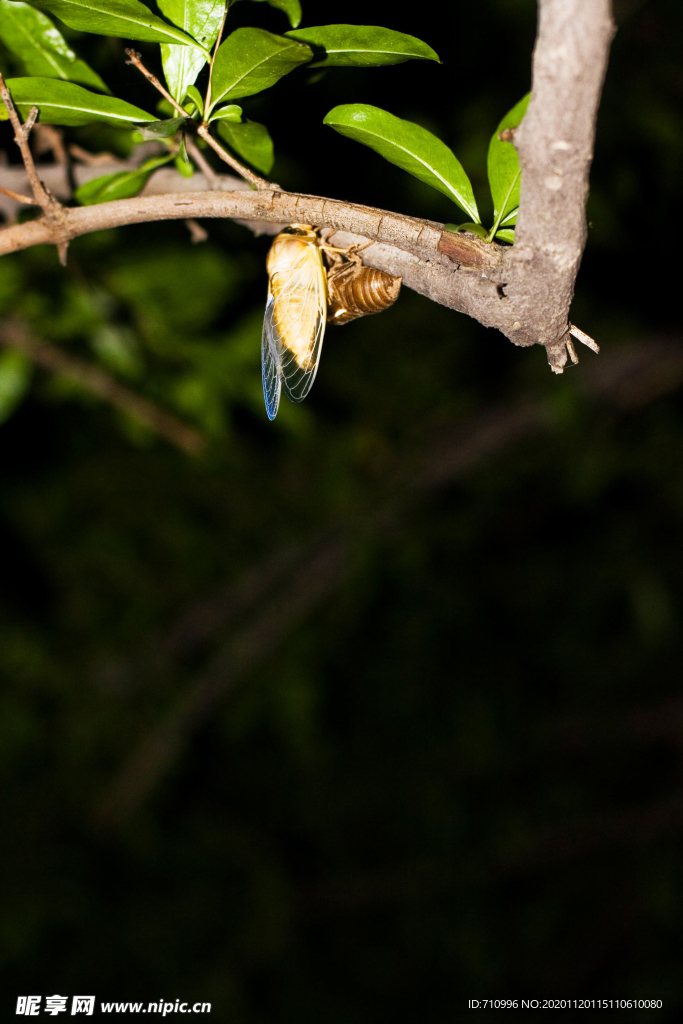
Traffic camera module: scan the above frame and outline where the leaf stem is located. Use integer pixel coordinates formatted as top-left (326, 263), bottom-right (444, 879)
top-left (486, 170), bottom-right (519, 242)
top-left (204, 0), bottom-right (230, 120)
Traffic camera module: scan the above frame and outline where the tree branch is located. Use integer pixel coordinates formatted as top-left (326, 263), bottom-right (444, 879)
top-left (0, 73), bottom-right (70, 263)
top-left (0, 322), bottom-right (205, 456)
top-left (503, 0), bottom-right (615, 370)
top-left (0, 185), bottom-right (505, 318)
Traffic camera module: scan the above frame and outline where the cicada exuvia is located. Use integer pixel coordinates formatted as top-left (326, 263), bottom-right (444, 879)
top-left (325, 247), bottom-right (401, 326)
top-left (261, 226), bottom-right (401, 419)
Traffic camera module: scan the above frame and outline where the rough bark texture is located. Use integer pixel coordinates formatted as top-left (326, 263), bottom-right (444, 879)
top-left (499, 0), bottom-right (616, 369)
top-left (0, 0), bottom-right (615, 369)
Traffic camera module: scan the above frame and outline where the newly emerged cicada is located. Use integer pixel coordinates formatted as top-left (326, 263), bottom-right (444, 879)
top-left (261, 224), bottom-right (327, 421)
top-left (261, 225), bottom-right (401, 419)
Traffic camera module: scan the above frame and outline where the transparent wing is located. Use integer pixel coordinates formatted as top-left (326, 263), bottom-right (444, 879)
top-left (271, 246), bottom-right (327, 404)
top-left (261, 291), bottom-right (281, 421)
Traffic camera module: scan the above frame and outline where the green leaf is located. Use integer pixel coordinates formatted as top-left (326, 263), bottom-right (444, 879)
top-left (0, 77), bottom-right (155, 126)
top-left (494, 228), bottom-right (515, 244)
top-left (12, 0), bottom-right (210, 53)
top-left (217, 118), bottom-right (273, 174)
top-left (158, 0), bottom-right (225, 102)
top-left (324, 103), bottom-right (480, 223)
top-left (74, 152), bottom-right (173, 204)
top-left (155, 97), bottom-right (176, 117)
top-left (208, 102), bottom-right (241, 122)
top-left (236, 0), bottom-right (301, 29)
top-left (208, 27), bottom-right (311, 113)
top-left (487, 92), bottom-right (530, 229)
top-left (133, 115), bottom-right (187, 138)
top-left (184, 83), bottom-right (203, 116)
top-left (0, 350), bottom-right (31, 425)
top-left (285, 25), bottom-right (439, 68)
top-left (175, 131), bottom-right (193, 173)
top-left (0, 0), bottom-right (110, 91)
top-left (175, 150), bottom-right (194, 176)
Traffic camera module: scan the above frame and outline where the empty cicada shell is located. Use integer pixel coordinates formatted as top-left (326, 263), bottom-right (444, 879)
top-left (326, 252), bottom-right (401, 326)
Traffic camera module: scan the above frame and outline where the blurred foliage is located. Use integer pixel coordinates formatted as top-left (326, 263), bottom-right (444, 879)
top-left (2, 0), bottom-right (683, 1020)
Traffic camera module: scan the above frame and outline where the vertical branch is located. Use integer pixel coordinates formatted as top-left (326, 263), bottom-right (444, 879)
top-left (0, 77), bottom-right (50, 209)
top-left (0, 73), bottom-right (68, 262)
top-left (499, 0), bottom-right (615, 369)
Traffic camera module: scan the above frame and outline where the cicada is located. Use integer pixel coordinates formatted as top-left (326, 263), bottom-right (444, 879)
top-left (261, 224), bottom-right (327, 421)
top-left (261, 225), bottom-right (402, 419)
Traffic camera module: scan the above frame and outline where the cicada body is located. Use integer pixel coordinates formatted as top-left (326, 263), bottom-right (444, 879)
top-left (261, 227), bottom-right (402, 419)
top-left (261, 224), bottom-right (327, 421)
top-left (327, 257), bottom-right (401, 326)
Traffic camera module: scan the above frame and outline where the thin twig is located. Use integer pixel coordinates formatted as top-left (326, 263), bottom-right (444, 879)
top-left (34, 124), bottom-right (67, 166)
top-left (23, 105), bottom-right (39, 135)
top-left (185, 136), bottom-right (218, 185)
top-left (0, 75), bottom-right (69, 262)
top-left (123, 47), bottom-right (271, 190)
top-left (195, 123), bottom-right (271, 189)
top-left (0, 322), bottom-right (205, 456)
top-left (0, 77), bottom-right (52, 211)
top-left (185, 218), bottom-right (208, 243)
top-left (569, 323), bottom-right (600, 354)
top-left (124, 49), bottom-right (191, 118)
top-left (69, 144), bottom-right (119, 166)
top-left (0, 184), bottom-right (37, 205)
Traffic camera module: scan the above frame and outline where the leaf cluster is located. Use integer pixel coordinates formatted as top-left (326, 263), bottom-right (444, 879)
top-left (0, 0), bottom-right (445, 193)
top-left (0, 0), bottom-right (529, 241)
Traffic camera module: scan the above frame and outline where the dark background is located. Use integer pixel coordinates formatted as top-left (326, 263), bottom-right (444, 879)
top-left (2, 0), bottom-right (682, 1019)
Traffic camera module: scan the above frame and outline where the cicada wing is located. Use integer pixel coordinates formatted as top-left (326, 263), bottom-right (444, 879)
top-left (276, 248), bottom-right (328, 404)
top-left (280, 307), bottom-right (326, 403)
top-left (261, 291), bottom-right (282, 421)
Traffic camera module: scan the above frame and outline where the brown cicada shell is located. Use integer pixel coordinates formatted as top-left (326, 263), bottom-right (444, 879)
top-left (325, 250), bottom-right (401, 326)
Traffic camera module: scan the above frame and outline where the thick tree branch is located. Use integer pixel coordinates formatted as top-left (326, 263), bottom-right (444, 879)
top-left (0, 185), bottom-right (504, 317)
top-left (503, 0), bottom-right (615, 370)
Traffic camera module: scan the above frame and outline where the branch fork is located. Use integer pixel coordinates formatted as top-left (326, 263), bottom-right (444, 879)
top-left (124, 49), bottom-right (273, 191)
top-left (0, 73), bottom-right (69, 264)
